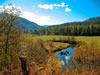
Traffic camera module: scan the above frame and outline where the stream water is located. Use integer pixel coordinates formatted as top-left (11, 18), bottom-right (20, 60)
top-left (55, 47), bottom-right (77, 72)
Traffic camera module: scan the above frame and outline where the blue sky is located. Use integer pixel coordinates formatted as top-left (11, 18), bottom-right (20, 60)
top-left (0, 0), bottom-right (100, 25)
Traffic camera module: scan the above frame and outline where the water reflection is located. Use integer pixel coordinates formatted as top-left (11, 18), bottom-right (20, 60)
top-left (55, 47), bottom-right (76, 71)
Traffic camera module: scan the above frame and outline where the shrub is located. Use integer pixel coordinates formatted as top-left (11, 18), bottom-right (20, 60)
top-left (74, 41), bottom-right (100, 72)
top-left (40, 55), bottom-right (62, 75)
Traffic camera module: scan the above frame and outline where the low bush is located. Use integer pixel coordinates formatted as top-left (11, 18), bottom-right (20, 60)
top-left (74, 41), bottom-right (100, 72)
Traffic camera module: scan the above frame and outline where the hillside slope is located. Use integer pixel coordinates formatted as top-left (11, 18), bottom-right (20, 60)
top-left (18, 17), bottom-right (43, 32)
top-left (50, 16), bottom-right (100, 27)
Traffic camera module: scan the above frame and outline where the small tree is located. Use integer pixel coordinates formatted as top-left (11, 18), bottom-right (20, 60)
top-left (0, 4), bottom-right (23, 69)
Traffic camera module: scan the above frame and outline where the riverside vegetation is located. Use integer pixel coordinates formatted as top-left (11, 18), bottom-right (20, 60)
top-left (0, 34), bottom-right (100, 75)
top-left (0, 4), bottom-right (100, 75)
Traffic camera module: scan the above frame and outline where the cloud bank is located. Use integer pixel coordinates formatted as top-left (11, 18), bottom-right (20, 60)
top-left (21, 11), bottom-right (63, 25)
top-left (37, 2), bottom-right (71, 12)
top-left (37, 2), bottom-right (66, 10)
top-left (65, 8), bottom-right (71, 12)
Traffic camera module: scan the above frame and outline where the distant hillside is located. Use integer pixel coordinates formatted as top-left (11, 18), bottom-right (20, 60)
top-left (86, 16), bottom-right (100, 21)
top-left (42, 25), bottom-right (50, 28)
top-left (18, 17), bottom-right (43, 32)
top-left (50, 16), bottom-right (100, 27)
top-left (32, 16), bottom-right (100, 36)
top-left (84, 16), bottom-right (100, 23)
top-left (0, 14), bottom-right (43, 32)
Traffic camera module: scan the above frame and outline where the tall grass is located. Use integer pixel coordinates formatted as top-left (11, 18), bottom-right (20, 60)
top-left (74, 41), bottom-right (100, 74)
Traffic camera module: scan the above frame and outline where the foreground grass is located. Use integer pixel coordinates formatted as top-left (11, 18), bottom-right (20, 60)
top-left (0, 34), bottom-right (100, 75)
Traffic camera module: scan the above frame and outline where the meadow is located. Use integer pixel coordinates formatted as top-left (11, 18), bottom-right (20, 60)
top-left (32, 35), bottom-right (100, 48)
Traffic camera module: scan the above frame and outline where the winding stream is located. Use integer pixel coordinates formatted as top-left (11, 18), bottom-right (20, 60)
top-left (55, 46), bottom-right (78, 72)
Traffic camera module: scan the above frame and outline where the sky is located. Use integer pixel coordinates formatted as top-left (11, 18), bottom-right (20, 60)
top-left (0, 0), bottom-right (100, 25)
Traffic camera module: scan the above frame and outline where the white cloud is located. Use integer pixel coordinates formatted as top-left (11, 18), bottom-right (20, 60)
top-left (0, 6), bottom-right (3, 8)
top-left (38, 4), bottom-right (53, 10)
top-left (37, 2), bottom-right (65, 10)
top-left (53, 2), bottom-right (65, 7)
top-left (61, 2), bottom-right (65, 7)
top-left (66, 5), bottom-right (69, 7)
top-left (0, 8), bottom-right (4, 12)
top-left (21, 11), bottom-right (62, 25)
top-left (37, 2), bottom-right (72, 13)
top-left (65, 8), bottom-right (71, 12)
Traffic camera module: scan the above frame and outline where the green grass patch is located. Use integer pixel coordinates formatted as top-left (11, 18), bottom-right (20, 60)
top-left (32, 35), bottom-right (100, 49)
top-left (51, 44), bottom-right (69, 52)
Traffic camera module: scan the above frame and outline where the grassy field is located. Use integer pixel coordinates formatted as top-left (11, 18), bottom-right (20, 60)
top-left (32, 35), bottom-right (100, 48)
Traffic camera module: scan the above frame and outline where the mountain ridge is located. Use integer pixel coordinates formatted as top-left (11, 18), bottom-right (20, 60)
top-left (18, 17), bottom-right (43, 32)
top-left (49, 16), bottom-right (100, 27)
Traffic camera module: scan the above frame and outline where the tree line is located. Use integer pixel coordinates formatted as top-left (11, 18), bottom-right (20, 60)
top-left (32, 24), bottom-right (100, 36)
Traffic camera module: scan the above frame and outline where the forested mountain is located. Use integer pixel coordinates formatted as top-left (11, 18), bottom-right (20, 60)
top-left (17, 17), bottom-right (43, 32)
top-left (86, 16), bottom-right (100, 22)
top-left (32, 17), bottom-right (100, 36)
top-left (49, 16), bottom-right (100, 27)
